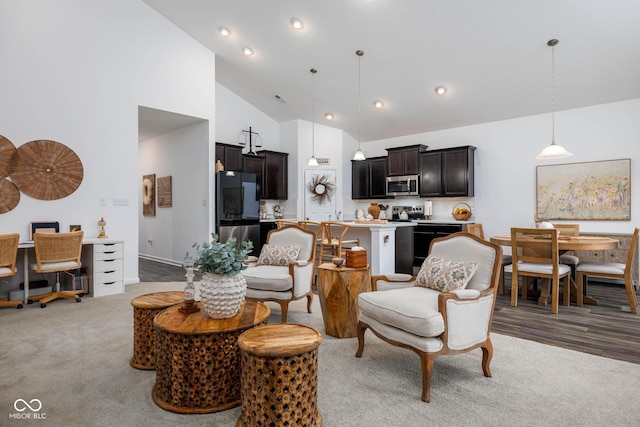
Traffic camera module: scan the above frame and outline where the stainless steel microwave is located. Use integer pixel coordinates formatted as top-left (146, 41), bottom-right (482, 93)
top-left (386, 175), bottom-right (419, 197)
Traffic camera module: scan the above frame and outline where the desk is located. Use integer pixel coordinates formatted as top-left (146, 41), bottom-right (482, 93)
top-left (16, 238), bottom-right (124, 303)
top-left (490, 234), bottom-right (619, 305)
top-left (317, 263), bottom-right (371, 338)
top-left (152, 300), bottom-right (270, 414)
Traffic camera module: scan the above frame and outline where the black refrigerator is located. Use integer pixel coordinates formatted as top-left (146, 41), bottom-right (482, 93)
top-left (215, 171), bottom-right (261, 256)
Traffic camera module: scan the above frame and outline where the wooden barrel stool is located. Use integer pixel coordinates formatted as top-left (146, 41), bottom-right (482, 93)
top-left (130, 291), bottom-right (184, 370)
top-left (236, 324), bottom-right (323, 426)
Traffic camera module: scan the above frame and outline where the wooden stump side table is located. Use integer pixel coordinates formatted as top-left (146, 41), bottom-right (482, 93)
top-left (317, 262), bottom-right (372, 338)
top-left (152, 300), bottom-right (270, 414)
top-left (236, 324), bottom-right (323, 427)
top-left (130, 291), bottom-right (185, 370)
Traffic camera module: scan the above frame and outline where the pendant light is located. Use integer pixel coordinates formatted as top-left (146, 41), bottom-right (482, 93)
top-left (536, 39), bottom-right (572, 160)
top-left (307, 68), bottom-right (319, 167)
top-left (352, 50), bottom-right (366, 161)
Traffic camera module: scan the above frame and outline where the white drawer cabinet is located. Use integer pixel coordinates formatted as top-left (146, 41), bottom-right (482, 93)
top-left (92, 242), bottom-right (124, 297)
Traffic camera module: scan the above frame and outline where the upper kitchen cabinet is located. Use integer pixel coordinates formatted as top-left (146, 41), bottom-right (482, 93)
top-left (352, 156), bottom-right (387, 200)
top-left (386, 144), bottom-right (428, 176)
top-left (215, 142), bottom-right (244, 172)
top-left (419, 146), bottom-right (476, 197)
top-left (256, 150), bottom-right (289, 200)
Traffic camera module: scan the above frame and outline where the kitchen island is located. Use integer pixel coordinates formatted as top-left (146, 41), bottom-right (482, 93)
top-left (339, 221), bottom-right (416, 275)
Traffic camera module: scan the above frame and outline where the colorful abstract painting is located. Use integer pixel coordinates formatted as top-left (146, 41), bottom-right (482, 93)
top-left (536, 159), bottom-right (631, 220)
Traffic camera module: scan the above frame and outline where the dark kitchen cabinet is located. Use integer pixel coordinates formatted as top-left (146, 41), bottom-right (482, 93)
top-left (215, 142), bottom-right (244, 172)
top-left (256, 150), bottom-right (288, 200)
top-left (369, 157), bottom-right (388, 198)
top-left (386, 144), bottom-right (428, 176)
top-left (351, 156), bottom-right (387, 200)
top-left (419, 146), bottom-right (475, 197)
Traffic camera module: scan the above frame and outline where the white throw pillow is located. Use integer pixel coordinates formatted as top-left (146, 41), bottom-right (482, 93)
top-left (257, 244), bottom-right (301, 266)
top-left (415, 255), bottom-right (479, 292)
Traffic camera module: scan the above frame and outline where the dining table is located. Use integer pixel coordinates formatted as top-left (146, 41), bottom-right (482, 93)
top-left (489, 234), bottom-right (619, 306)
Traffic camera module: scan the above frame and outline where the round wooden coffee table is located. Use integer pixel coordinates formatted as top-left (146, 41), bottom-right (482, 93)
top-left (236, 324), bottom-right (322, 426)
top-left (152, 300), bottom-right (270, 414)
top-left (130, 291), bottom-right (185, 370)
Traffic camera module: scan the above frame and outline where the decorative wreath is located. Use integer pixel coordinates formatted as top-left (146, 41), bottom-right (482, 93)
top-left (307, 174), bottom-right (335, 205)
top-left (142, 178), bottom-right (154, 206)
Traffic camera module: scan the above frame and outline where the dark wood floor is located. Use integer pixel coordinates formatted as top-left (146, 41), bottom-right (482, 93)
top-left (139, 258), bottom-right (640, 365)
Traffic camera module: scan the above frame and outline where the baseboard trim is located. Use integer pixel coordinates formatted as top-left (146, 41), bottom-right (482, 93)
top-left (139, 254), bottom-right (183, 267)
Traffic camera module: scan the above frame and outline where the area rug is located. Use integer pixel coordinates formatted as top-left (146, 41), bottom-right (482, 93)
top-left (1, 281), bottom-right (638, 426)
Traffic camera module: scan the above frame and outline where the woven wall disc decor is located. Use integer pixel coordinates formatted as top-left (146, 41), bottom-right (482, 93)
top-left (0, 179), bottom-right (20, 214)
top-left (9, 140), bottom-right (84, 200)
top-left (0, 135), bottom-right (17, 179)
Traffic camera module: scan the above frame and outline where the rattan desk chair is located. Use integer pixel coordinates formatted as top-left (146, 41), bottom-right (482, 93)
top-left (28, 231), bottom-right (85, 308)
top-left (0, 233), bottom-right (23, 309)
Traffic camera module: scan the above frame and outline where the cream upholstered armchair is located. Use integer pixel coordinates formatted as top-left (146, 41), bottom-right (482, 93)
top-left (356, 232), bottom-right (502, 402)
top-left (242, 225), bottom-right (316, 323)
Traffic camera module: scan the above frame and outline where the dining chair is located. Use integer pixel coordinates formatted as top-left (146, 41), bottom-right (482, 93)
top-left (275, 219), bottom-right (298, 229)
top-left (551, 223), bottom-right (581, 282)
top-left (28, 231), bottom-right (85, 308)
top-left (0, 233), bottom-right (23, 309)
top-left (319, 222), bottom-right (360, 264)
top-left (576, 227), bottom-right (638, 314)
top-left (504, 227), bottom-right (571, 314)
top-left (297, 220), bottom-right (326, 277)
top-left (467, 224), bottom-right (512, 294)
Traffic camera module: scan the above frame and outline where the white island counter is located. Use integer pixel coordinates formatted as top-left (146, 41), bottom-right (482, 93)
top-left (339, 221), bottom-right (416, 275)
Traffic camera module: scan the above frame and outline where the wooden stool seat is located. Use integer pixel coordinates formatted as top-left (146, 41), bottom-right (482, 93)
top-left (236, 324), bottom-right (322, 426)
top-left (129, 291), bottom-right (185, 370)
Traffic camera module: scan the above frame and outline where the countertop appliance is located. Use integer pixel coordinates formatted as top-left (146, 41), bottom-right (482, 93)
top-left (386, 175), bottom-right (419, 197)
top-left (390, 205), bottom-right (424, 222)
top-left (216, 171), bottom-right (261, 256)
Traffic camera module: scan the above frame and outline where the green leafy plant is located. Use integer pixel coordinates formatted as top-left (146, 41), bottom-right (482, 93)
top-left (190, 233), bottom-right (253, 275)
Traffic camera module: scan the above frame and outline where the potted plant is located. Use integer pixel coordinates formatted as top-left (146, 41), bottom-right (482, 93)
top-left (191, 233), bottom-right (254, 319)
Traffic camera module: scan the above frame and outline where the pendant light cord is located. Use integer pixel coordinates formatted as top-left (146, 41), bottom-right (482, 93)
top-left (311, 69), bottom-right (316, 156)
top-left (550, 40), bottom-right (557, 145)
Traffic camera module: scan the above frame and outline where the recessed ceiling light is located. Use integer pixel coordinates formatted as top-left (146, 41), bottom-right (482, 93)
top-left (242, 47), bottom-right (254, 56)
top-left (373, 100), bottom-right (384, 108)
top-left (290, 18), bottom-right (305, 30)
top-left (435, 87), bottom-right (447, 95)
top-left (218, 26), bottom-right (231, 37)
top-left (325, 113), bottom-right (334, 120)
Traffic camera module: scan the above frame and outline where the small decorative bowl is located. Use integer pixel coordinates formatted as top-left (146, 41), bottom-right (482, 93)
top-left (332, 257), bottom-right (345, 267)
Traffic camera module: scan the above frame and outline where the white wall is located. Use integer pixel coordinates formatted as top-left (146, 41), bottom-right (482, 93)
top-left (138, 122), bottom-right (210, 264)
top-left (362, 98), bottom-right (640, 238)
top-left (215, 83), bottom-right (280, 150)
top-left (0, 0), bottom-right (216, 284)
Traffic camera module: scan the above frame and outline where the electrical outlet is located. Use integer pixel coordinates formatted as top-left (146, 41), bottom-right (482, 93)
top-left (113, 197), bottom-right (129, 206)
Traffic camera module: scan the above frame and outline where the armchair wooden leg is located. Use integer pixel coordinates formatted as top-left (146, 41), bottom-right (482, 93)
top-left (419, 353), bottom-right (435, 403)
top-left (306, 293), bottom-right (313, 313)
top-left (481, 338), bottom-right (493, 378)
top-left (355, 322), bottom-right (367, 357)
top-left (279, 301), bottom-right (289, 323)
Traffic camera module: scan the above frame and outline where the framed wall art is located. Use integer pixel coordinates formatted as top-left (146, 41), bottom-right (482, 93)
top-left (157, 176), bottom-right (172, 208)
top-left (142, 173), bottom-right (156, 217)
top-left (536, 158), bottom-right (631, 220)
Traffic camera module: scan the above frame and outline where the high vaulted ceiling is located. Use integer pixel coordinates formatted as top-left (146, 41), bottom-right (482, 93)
top-left (143, 0), bottom-right (640, 143)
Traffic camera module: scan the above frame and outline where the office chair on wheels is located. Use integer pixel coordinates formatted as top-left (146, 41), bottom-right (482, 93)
top-left (28, 231), bottom-right (85, 308)
top-left (0, 233), bottom-right (23, 309)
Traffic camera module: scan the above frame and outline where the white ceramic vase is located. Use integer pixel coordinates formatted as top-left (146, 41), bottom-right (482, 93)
top-left (199, 272), bottom-right (247, 319)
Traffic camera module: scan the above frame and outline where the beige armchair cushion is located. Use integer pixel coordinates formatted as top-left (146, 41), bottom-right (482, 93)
top-left (242, 265), bottom-right (293, 291)
top-left (358, 287), bottom-right (445, 338)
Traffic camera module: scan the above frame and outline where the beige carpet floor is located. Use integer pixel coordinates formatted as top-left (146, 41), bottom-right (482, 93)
top-left (1, 281), bottom-right (639, 426)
